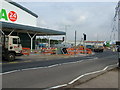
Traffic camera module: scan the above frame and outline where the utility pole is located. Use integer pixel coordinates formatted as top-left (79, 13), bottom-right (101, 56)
top-left (48, 36), bottom-right (50, 48)
top-left (75, 30), bottom-right (76, 48)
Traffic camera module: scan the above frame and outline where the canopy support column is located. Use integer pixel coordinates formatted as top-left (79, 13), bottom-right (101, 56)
top-left (27, 32), bottom-right (37, 52)
top-left (8, 30), bottom-right (14, 36)
top-left (0, 29), bottom-right (5, 35)
top-left (0, 29), bottom-right (14, 36)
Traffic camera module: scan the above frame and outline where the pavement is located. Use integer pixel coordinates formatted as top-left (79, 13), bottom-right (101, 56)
top-left (70, 67), bottom-right (119, 88)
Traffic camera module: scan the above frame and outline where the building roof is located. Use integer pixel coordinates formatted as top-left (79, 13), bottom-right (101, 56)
top-left (5, 0), bottom-right (38, 18)
top-left (1, 21), bottom-right (66, 35)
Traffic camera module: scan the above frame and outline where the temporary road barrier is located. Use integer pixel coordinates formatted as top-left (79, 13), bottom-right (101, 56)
top-left (41, 48), bottom-right (57, 55)
top-left (22, 48), bottom-right (30, 55)
top-left (66, 48), bottom-right (92, 55)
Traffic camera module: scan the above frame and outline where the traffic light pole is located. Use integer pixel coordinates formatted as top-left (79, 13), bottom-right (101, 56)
top-left (83, 33), bottom-right (86, 55)
top-left (84, 40), bottom-right (86, 55)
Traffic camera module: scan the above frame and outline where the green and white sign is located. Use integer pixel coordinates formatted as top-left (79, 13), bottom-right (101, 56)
top-left (0, 9), bottom-right (17, 22)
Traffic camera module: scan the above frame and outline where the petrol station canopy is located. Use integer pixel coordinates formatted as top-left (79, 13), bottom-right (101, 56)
top-left (1, 21), bottom-right (66, 35)
top-left (1, 0), bottom-right (66, 36)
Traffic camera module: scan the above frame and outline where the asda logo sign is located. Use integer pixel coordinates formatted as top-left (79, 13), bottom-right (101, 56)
top-left (0, 9), bottom-right (17, 22)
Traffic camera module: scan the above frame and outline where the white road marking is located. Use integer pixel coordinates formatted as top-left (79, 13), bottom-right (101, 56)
top-left (1, 57), bottom-right (97, 75)
top-left (1, 60), bottom-right (85, 75)
top-left (1, 58), bottom-right (118, 89)
top-left (0, 70), bottom-right (20, 75)
top-left (68, 64), bottom-right (116, 84)
top-left (47, 84), bottom-right (67, 90)
top-left (48, 63), bottom-right (118, 89)
top-left (47, 64), bottom-right (59, 68)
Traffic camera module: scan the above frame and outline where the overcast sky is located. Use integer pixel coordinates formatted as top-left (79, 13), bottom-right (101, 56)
top-left (16, 1), bottom-right (118, 41)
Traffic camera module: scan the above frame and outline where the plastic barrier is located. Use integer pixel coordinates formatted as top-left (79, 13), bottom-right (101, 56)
top-left (22, 48), bottom-right (30, 55)
top-left (66, 48), bottom-right (92, 55)
top-left (67, 48), bottom-right (75, 55)
top-left (41, 48), bottom-right (57, 55)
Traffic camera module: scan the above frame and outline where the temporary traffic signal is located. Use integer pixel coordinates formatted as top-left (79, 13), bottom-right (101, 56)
top-left (83, 33), bottom-right (86, 41)
top-left (62, 37), bottom-right (65, 41)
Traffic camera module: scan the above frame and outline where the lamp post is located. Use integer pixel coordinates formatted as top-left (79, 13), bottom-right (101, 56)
top-left (48, 36), bottom-right (50, 48)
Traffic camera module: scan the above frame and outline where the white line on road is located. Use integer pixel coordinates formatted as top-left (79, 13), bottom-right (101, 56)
top-left (0, 57), bottom-right (97, 75)
top-left (68, 63), bottom-right (117, 84)
top-left (1, 60), bottom-right (84, 75)
top-left (48, 63), bottom-right (118, 89)
top-left (46, 84), bottom-right (67, 90)
top-left (0, 70), bottom-right (20, 75)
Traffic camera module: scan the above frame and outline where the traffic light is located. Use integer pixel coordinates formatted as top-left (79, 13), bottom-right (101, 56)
top-left (62, 37), bottom-right (65, 41)
top-left (83, 33), bottom-right (86, 41)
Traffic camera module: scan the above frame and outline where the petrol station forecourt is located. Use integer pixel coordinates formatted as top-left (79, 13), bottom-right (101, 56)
top-left (0, 0), bottom-right (119, 89)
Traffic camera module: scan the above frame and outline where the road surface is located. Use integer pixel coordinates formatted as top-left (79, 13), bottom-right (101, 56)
top-left (2, 50), bottom-right (118, 88)
top-left (2, 55), bottom-right (93, 73)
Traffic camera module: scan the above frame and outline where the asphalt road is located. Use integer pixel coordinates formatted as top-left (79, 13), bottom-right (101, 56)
top-left (2, 50), bottom-right (116, 73)
top-left (2, 54), bottom-right (94, 73)
top-left (2, 50), bottom-right (118, 88)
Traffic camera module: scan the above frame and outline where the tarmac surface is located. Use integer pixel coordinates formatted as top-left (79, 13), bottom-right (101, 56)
top-left (2, 51), bottom-right (118, 88)
top-left (2, 50), bottom-right (116, 73)
top-left (2, 54), bottom-right (91, 73)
